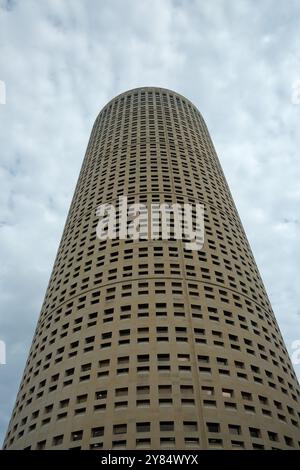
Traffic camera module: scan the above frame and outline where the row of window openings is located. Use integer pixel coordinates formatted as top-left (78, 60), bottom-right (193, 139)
top-left (12, 381), bottom-right (299, 437)
top-left (16, 361), bottom-right (300, 423)
top-left (38, 419), bottom-right (200, 448)
top-left (25, 325), bottom-right (296, 395)
top-left (34, 422), bottom-right (296, 449)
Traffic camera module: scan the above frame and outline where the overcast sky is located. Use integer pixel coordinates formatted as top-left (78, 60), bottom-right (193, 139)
top-left (1, 0), bottom-right (300, 443)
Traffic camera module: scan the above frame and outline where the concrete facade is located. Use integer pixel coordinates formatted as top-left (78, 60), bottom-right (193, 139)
top-left (4, 87), bottom-right (300, 450)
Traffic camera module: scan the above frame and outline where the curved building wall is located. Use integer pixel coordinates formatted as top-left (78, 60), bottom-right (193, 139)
top-left (4, 87), bottom-right (300, 450)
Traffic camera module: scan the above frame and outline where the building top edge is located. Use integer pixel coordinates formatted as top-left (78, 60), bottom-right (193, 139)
top-left (97, 86), bottom-right (202, 117)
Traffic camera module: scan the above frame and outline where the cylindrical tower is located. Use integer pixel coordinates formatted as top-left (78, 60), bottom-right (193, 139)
top-left (4, 87), bottom-right (300, 450)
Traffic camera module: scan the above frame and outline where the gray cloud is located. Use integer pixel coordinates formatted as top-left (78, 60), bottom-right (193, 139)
top-left (1, 0), bottom-right (300, 443)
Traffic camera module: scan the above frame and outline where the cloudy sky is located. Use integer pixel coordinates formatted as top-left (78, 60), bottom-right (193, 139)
top-left (1, 0), bottom-right (300, 443)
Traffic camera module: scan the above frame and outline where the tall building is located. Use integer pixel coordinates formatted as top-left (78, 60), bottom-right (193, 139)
top-left (4, 87), bottom-right (300, 450)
